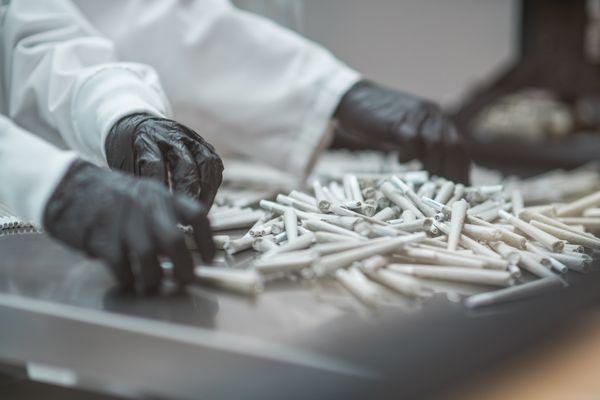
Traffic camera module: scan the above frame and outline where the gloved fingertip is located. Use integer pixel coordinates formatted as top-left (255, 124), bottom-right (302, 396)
top-left (140, 283), bottom-right (161, 296)
top-left (106, 258), bottom-right (135, 290)
top-left (200, 238), bottom-right (216, 264)
top-left (175, 267), bottom-right (195, 287)
top-left (175, 195), bottom-right (205, 218)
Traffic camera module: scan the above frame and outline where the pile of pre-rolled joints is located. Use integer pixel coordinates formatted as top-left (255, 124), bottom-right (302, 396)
top-left (195, 161), bottom-right (600, 310)
top-left (0, 203), bottom-right (35, 237)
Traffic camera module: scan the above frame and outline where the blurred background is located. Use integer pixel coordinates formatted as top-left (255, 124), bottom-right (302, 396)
top-left (236, 0), bottom-right (600, 176)
top-left (234, 0), bottom-right (517, 108)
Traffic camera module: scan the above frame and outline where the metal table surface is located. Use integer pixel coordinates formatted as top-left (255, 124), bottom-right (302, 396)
top-left (0, 233), bottom-right (599, 399)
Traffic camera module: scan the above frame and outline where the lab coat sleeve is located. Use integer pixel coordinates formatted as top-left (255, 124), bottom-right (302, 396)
top-left (0, 115), bottom-right (78, 225)
top-left (76, 0), bottom-right (361, 177)
top-left (2, 0), bottom-right (172, 166)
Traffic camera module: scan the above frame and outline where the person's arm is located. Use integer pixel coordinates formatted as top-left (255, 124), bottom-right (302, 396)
top-left (334, 81), bottom-right (471, 184)
top-left (2, 0), bottom-right (170, 166)
top-left (74, 0), bottom-right (361, 178)
top-left (3, 0), bottom-right (224, 205)
top-left (0, 115), bottom-right (213, 292)
top-left (0, 115), bottom-right (77, 225)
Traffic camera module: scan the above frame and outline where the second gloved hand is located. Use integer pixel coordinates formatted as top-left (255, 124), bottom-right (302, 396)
top-left (105, 113), bottom-right (224, 207)
top-left (334, 80), bottom-right (470, 184)
top-left (44, 160), bottom-right (215, 293)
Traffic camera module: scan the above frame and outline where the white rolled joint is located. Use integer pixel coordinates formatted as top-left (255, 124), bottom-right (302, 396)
top-left (314, 232), bottom-right (426, 276)
top-left (312, 240), bottom-right (373, 256)
top-left (283, 209), bottom-right (298, 242)
top-left (319, 215), bottom-right (360, 231)
top-left (288, 190), bottom-right (317, 207)
top-left (213, 235), bottom-right (230, 250)
top-left (362, 186), bottom-right (376, 199)
top-left (391, 176), bottom-right (436, 217)
top-left (583, 208), bottom-right (600, 217)
top-left (557, 190), bottom-right (600, 217)
top-left (489, 241), bottom-right (521, 264)
top-left (527, 243), bottom-right (569, 274)
top-left (519, 210), bottom-right (597, 240)
top-left (259, 200), bottom-right (310, 220)
top-left (363, 267), bottom-right (431, 297)
top-left (263, 231), bottom-right (316, 258)
top-left (210, 210), bottom-right (265, 231)
top-left (446, 183), bottom-right (465, 207)
top-left (329, 182), bottom-right (348, 203)
top-left (401, 210), bottom-right (417, 223)
top-left (335, 267), bottom-right (383, 308)
top-left (447, 199), bottom-right (468, 251)
top-left (389, 265), bottom-right (515, 287)
top-left (223, 236), bottom-right (254, 255)
top-left (459, 233), bottom-right (504, 260)
top-left (537, 251), bottom-right (591, 273)
top-left (312, 181), bottom-right (332, 212)
top-left (499, 210), bottom-right (565, 252)
top-left (359, 255), bottom-right (389, 271)
top-left (357, 222), bottom-right (393, 237)
top-left (380, 182), bottom-right (424, 218)
top-left (249, 216), bottom-right (282, 237)
top-left (314, 231), bottom-right (364, 243)
top-left (341, 200), bottom-right (362, 210)
top-left (434, 181), bottom-right (455, 204)
top-left (195, 267), bottom-right (264, 296)
top-left (254, 250), bottom-right (317, 275)
top-left (417, 238), bottom-right (509, 270)
top-left (373, 207), bottom-right (396, 222)
top-left (276, 194), bottom-right (320, 214)
top-left (403, 248), bottom-right (487, 269)
top-left (390, 218), bottom-right (433, 233)
top-left (464, 277), bottom-right (565, 308)
top-left (558, 217), bottom-right (600, 232)
top-left (362, 199), bottom-right (378, 217)
top-left (343, 174), bottom-right (364, 203)
top-left (303, 219), bottom-right (364, 240)
top-left (461, 224), bottom-right (502, 242)
top-left (491, 241), bottom-right (555, 279)
top-left (417, 182), bottom-right (437, 199)
top-left (529, 220), bottom-right (600, 250)
top-left (252, 237), bottom-right (278, 253)
top-left (511, 189), bottom-right (525, 215)
top-left (507, 264), bottom-right (522, 278)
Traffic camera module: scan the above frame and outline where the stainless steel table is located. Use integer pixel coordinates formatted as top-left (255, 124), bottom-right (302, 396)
top-left (0, 233), bottom-right (598, 399)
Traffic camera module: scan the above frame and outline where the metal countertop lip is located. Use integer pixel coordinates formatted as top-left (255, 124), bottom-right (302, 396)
top-left (0, 292), bottom-right (379, 380)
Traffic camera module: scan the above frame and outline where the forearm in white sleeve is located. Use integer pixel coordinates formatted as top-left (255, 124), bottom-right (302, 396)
top-left (73, 0), bottom-right (361, 177)
top-left (2, 0), bottom-right (172, 166)
top-left (0, 115), bottom-right (78, 226)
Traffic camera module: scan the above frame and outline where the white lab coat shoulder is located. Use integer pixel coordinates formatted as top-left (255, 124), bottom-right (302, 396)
top-left (74, 0), bottom-right (361, 178)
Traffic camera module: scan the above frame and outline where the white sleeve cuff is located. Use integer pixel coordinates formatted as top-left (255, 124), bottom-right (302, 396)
top-left (71, 65), bottom-right (172, 166)
top-left (0, 116), bottom-right (79, 226)
top-left (286, 64), bottom-right (361, 180)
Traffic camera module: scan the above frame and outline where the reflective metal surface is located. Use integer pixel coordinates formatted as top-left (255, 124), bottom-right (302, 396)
top-left (0, 233), bottom-right (359, 340)
top-left (1, 233), bottom-right (598, 399)
top-left (0, 233), bottom-right (381, 399)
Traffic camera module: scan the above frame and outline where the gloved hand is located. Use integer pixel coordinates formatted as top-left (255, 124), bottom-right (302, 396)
top-left (44, 160), bottom-right (215, 293)
top-left (105, 113), bottom-right (224, 208)
top-left (334, 80), bottom-right (470, 184)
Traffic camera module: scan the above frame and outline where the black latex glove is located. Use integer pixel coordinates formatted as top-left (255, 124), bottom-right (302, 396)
top-left (334, 80), bottom-right (470, 184)
top-left (44, 160), bottom-right (215, 293)
top-left (105, 113), bottom-right (223, 208)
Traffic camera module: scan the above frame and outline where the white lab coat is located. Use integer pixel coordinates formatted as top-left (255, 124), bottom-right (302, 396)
top-left (73, 0), bottom-right (361, 177)
top-left (1, 0), bottom-right (358, 223)
top-left (0, 0), bottom-right (171, 223)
